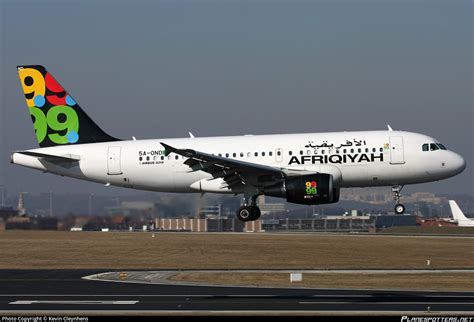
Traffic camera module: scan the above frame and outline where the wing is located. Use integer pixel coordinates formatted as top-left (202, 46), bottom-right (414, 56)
top-left (161, 142), bottom-right (286, 191)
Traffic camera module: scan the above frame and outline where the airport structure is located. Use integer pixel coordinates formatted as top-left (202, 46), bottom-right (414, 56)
top-left (0, 191), bottom-right (58, 230)
top-left (154, 213), bottom-right (417, 233)
top-left (0, 187), bottom-right (470, 233)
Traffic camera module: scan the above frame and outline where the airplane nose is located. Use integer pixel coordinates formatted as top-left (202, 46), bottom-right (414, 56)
top-left (451, 152), bottom-right (466, 175)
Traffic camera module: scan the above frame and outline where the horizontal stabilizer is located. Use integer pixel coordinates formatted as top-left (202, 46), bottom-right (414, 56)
top-left (16, 151), bottom-right (80, 162)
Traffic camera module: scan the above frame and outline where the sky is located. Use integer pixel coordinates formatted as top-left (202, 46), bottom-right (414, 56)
top-left (0, 0), bottom-right (472, 197)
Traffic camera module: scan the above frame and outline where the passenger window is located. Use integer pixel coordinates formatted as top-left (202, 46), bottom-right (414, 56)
top-left (430, 143), bottom-right (439, 151)
top-left (365, 148), bottom-right (369, 153)
top-left (269, 151), bottom-right (273, 156)
top-left (336, 150), bottom-right (340, 154)
top-left (321, 150), bottom-right (325, 155)
top-left (277, 151), bottom-right (281, 156)
top-left (218, 153), bottom-right (222, 157)
top-left (422, 144), bottom-right (429, 151)
top-left (379, 147), bottom-right (383, 152)
top-left (343, 149), bottom-right (347, 154)
top-left (240, 152), bottom-right (244, 157)
top-left (372, 148), bottom-right (376, 153)
top-left (226, 153), bottom-right (229, 157)
top-left (262, 152), bottom-right (265, 157)
top-left (175, 155), bottom-right (179, 160)
top-left (233, 153), bottom-right (236, 157)
top-left (161, 156), bottom-right (164, 160)
top-left (247, 152), bottom-right (251, 157)
top-left (289, 151), bottom-right (293, 156)
top-left (358, 148), bottom-right (361, 153)
top-left (350, 149), bottom-right (354, 153)
top-left (254, 152), bottom-right (258, 157)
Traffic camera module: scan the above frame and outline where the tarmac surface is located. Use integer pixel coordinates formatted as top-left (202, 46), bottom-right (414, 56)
top-left (0, 270), bottom-right (473, 314)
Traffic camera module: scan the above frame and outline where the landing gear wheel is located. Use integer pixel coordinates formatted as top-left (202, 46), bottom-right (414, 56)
top-left (394, 204), bottom-right (405, 214)
top-left (391, 185), bottom-right (405, 215)
top-left (251, 206), bottom-right (261, 221)
top-left (236, 206), bottom-right (261, 222)
top-left (237, 206), bottom-right (252, 222)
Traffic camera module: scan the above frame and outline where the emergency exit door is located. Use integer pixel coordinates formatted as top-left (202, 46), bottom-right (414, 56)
top-left (389, 136), bottom-right (405, 164)
top-left (107, 146), bottom-right (123, 175)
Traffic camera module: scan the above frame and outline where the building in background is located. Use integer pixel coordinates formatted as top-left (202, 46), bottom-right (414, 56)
top-left (156, 217), bottom-right (246, 232)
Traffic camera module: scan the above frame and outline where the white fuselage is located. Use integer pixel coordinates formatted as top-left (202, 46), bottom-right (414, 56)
top-left (11, 130), bottom-right (466, 195)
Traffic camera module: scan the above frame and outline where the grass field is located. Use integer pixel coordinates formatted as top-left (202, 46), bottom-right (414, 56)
top-left (170, 272), bottom-right (474, 291)
top-left (0, 231), bottom-right (473, 269)
top-left (381, 226), bottom-right (474, 235)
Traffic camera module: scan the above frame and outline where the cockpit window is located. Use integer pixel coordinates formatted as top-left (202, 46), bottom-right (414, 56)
top-left (423, 143), bottom-right (446, 151)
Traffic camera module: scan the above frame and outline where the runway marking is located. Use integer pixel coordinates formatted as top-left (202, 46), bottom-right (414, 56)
top-left (9, 300), bottom-right (138, 305)
top-left (1, 294), bottom-right (474, 298)
top-left (1, 294), bottom-right (276, 297)
top-left (299, 301), bottom-right (474, 305)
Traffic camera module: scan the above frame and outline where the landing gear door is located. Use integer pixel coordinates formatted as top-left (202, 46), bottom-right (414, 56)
top-left (107, 146), bottom-right (123, 175)
top-left (389, 136), bottom-right (405, 164)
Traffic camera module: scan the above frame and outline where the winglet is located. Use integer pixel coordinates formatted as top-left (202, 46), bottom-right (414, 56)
top-left (161, 142), bottom-right (175, 157)
top-left (387, 124), bottom-right (393, 131)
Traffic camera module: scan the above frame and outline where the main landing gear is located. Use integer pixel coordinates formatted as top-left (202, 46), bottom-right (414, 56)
top-left (237, 195), bottom-right (261, 222)
top-left (392, 185), bottom-right (405, 214)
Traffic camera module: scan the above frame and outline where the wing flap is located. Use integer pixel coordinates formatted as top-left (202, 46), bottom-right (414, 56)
top-left (161, 142), bottom-right (284, 190)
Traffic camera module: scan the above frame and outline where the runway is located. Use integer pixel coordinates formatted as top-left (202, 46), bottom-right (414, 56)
top-left (0, 270), bottom-right (473, 314)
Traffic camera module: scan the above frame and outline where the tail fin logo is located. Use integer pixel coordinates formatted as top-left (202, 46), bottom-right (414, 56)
top-left (18, 66), bottom-right (80, 145)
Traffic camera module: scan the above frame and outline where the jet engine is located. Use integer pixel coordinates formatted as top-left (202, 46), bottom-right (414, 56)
top-left (265, 173), bottom-right (339, 205)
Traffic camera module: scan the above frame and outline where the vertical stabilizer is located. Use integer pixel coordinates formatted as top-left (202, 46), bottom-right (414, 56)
top-left (449, 200), bottom-right (474, 226)
top-left (17, 65), bottom-right (119, 147)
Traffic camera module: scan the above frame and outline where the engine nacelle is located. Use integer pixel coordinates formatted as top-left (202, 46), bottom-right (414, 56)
top-left (265, 174), bottom-right (339, 205)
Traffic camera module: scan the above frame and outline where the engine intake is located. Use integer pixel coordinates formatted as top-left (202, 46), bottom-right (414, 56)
top-left (265, 174), bottom-right (339, 205)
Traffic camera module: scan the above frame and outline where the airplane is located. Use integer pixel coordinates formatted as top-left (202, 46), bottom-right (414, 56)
top-left (449, 200), bottom-right (474, 227)
top-left (11, 65), bottom-right (466, 222)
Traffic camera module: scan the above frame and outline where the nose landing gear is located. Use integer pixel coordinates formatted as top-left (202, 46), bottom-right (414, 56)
top-left (392, 185), bottom-right (405, 214)
top-left (236, 194), bottom-right (261, 222)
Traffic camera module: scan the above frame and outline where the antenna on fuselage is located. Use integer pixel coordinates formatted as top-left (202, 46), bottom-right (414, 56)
top-left (189, 132), bottom-right (195, 139)
top-left (387, 124), bottom-right (394, 131)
